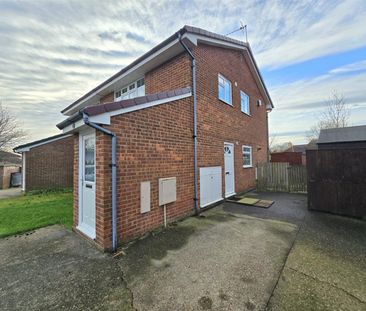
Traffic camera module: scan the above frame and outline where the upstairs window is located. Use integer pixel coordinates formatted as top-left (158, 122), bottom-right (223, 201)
top-left (242, 145), bottom-right (252, 168)
top-left (240, 91), bottom-right (250, 115)
top-left (218, 74), bottom-right (232, 105)
top-left (115, 77), bottom-right (145, 101)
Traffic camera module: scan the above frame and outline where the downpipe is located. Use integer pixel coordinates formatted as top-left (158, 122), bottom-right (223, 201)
top-left (82, 112), bottom-right (118, 252)
top-left (178, 33), bottom-right (199, 215)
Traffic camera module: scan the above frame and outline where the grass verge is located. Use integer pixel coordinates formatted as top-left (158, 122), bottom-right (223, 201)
top-left (0, 189), bottom-right (73, 238)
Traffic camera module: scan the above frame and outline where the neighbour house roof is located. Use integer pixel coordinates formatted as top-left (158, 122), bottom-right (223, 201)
top-left (57, 87), bottom-right (192, 130)
top-left (13, 133), bottom-right (73, 153)
top-left (0, 150), bottom-right (22, 166)
top-left (60, 25), bottom-right (273, 117)
top-left (318, 125), bottom-right (366, 144)
top-left (285, 144), bottom-right (308, 154)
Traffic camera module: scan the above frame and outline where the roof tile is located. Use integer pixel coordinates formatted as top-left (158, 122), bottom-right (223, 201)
top-left (146, 93), bottom-right (159, 102)
top-left (120, 99), bottom-right (136, 108)
top-left (157, 92), bottom-right (168, 100)
top-left (58, 87), bottom-right (192, 129)
top-left (104, 101), bottom-right (122, 112)
top-left (134, 96), bottom-right (148, 105)
top-left (84, 105), bottom-right (106, 116)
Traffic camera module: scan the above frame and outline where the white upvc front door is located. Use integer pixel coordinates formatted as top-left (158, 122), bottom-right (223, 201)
top-left (224, 142), bottom-right (235, 197)
top-left (77, 130), bottom-right (96, 239)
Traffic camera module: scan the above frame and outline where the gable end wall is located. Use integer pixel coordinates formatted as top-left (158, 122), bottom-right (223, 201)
top-left (195, 43), bottom-right (269, 194)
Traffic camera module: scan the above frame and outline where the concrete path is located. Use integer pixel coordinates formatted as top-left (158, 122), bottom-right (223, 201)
top-left (0, 226), bottom-right (133, 311)
top-left (0, 188), bottom-right (22, 199)
top-left (225, 192), bottom-right (366, 310)
top-left (117, 207), bottom-right (298, 311)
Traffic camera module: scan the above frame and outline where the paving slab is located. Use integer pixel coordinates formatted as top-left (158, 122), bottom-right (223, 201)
top-left (117, 206), bottom-right (298, 311)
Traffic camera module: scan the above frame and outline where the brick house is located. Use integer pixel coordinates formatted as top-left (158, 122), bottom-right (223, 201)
top-left (57, 26), bottom-right (273, 251)
top-left (271, 144), bottom-right (308, 166)
top-left (0, 151), bottom-right (21, 189)
top-left (14, 134), bottom-right (74, 191)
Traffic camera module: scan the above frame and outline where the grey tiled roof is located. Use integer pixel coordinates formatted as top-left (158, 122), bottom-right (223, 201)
top-left (57, 87), bottom-right (191, 129)
top-left (85, 87), bottom-right (191, 116)
top-left (61, 25), bottom-right (249, 114)
top-left (0, 150), bottom-right (21, 166)
top-left (318, 125), bottom-right (366, 144)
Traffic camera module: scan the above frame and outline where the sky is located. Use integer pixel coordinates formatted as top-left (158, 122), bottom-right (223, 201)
top-left (1, 0), bottom-right (366, 146)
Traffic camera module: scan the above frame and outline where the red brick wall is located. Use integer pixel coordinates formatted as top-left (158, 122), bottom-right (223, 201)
top-left (25, 136), bottom-right (74, 191)
top-left (100, 92), bottom-right (114, 104)
top-left (73, 43), bottom-right (269, 250)
top-left (73, 134), bottom-right (79, 233)
top-left (97, 97), bottom-right (194, 246)
top-left (145, 52), bottom-right (191, 93)
top-left (195, 44), bottom-right (269, 194)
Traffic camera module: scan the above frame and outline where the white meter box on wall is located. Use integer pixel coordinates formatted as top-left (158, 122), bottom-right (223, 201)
top-left (158, 177), bottom-right (177, 206)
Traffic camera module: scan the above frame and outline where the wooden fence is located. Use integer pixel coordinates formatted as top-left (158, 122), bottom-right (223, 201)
top-left (256, 162), bottom-right (307, 193)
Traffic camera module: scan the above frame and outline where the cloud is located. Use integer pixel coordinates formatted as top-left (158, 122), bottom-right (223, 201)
top-left (329, 60), bottom-right (366, 74)
top-left (268, 61), bottom-right (366, 144)
top-left (253, 0), bottom-right (366, 69)
top-left (0, 0), bottom-right (365, 144)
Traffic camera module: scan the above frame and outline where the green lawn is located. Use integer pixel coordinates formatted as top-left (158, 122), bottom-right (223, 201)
top-left (0, 190), bottom-right (73, 238)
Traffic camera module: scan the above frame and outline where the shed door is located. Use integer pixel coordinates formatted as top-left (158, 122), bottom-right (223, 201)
top-left (200, 166), bottom-right (222, 208)
top-left (78, 131), bottom-right (96, 239)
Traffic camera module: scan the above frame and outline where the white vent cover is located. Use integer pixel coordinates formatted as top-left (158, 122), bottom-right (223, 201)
top-left (140, 181), bottom-right (151, 213)
top-left (159, 177), bottom-right (177, 206)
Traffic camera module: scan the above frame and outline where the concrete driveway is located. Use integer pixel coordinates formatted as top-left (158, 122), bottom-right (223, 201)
top-left (1, 192), bottom-right (365, 310)
top-left (0, 188), bottom-right (22, 199)
top-left (225, 193), bottom-right (366, 310)
top-left (0, 226), bottom-right (133, 311)
top-left (117, 207), bottom-right (297, 311)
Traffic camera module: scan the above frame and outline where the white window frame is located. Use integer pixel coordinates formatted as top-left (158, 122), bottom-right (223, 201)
top-left (115, 77), bottom-right (145, 101)
top-left (242, 145), bottom-right (253, 168)
top-left (218, 74), bottom-right (232, 106)
top-left (240, 90), bottom-right (250, 115)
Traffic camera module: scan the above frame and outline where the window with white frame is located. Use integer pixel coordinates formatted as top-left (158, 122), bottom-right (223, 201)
top-left (218, 74), bottom-right (232, 105)
top-left (115, 77), bottom-right (145, 100)
top-left (242, 145), bottom-right (252, 168)
top-left (240, 91), bottom-right (250, 115)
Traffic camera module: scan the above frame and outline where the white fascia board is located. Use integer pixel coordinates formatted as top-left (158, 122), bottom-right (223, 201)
top-left (62, 119), bottom-right (86, 134)
top-left (62, 38), bottom-right (180, 116)
top-left (14, 134), bottom-right (73, 153)
top-left (244, 53), bottom-right (273, 108)
top-left (88, 113), bottom-right (111, 125)
top-left (89, 92), bottom-right (192, 125)
top-left (189, 33), bottom-right (247, 51)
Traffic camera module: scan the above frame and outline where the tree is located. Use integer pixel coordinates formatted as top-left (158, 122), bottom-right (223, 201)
top-left (270, 141), bottom-right (293, 153)
top-left (307, 91), bottom-right (350, 141)
top-left (0, 103), bottom-right (25, 151)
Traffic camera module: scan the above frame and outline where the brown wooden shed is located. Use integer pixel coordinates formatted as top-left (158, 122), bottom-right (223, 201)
top-left (307, 125), bottom-right (366, 219)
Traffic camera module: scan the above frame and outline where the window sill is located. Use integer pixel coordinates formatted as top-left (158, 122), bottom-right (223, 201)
top-left (243, 165), bottom-right (253, 169)
top-left (219, 98), bottom-right (233, 106)
top-left (241, 111), bottom-right (251, 116)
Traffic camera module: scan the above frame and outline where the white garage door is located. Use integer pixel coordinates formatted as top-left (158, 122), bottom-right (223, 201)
top-left (200, 166), bottom-right (222, 208)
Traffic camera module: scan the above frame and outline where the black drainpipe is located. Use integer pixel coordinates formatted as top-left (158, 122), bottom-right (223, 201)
top-left (178, 33), bottom-right (199, 215)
